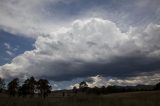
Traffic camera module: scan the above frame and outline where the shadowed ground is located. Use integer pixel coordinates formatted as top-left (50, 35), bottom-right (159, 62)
top-left (0, 91), bottom-right (160, 106)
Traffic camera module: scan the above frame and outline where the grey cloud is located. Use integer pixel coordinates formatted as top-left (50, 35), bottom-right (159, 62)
top-left (0, 18), bottom-right (160, 83)
top-left (1, 0), bottom-right (160, 38)
top-left (0, 0), bottom-right (73, 38)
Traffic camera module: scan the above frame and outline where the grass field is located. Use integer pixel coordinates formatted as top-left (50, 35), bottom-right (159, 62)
top-left (0, 91), bottom-right (160, 106)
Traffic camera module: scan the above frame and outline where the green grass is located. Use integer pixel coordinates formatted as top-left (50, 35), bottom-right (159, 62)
top-left (0, 91), bottom-right (160, 106)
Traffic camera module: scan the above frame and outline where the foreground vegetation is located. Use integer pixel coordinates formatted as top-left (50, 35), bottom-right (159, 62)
top-left (1, 77), bottom-right (160, 106)
top-left (0, 91), bottom-right (160, 106)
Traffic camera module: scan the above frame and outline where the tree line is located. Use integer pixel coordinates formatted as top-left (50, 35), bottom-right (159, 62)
top-left (1, 77), bottom-right (160, 97)
top-left (72, 81), bottom-right (160, 95)
top-left (0, 77), bottom-right (51, 98)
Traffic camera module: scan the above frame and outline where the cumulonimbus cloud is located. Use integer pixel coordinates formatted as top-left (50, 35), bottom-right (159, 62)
top-left (0, 18), bottom-right (160, 83)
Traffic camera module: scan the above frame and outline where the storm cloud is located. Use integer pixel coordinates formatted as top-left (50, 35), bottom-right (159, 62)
top-left (0, 18), bottom-right (160, 82)
top-left (0, 0), bottom-right (160, 89)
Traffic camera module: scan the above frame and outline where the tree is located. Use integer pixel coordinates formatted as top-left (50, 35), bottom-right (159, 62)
top-left (25, 76), bottom-right (36, 96)
top-left (72, 86), bottom-right (78, 95)
top-left (8, 78), bottom-right (19, 96)
top-left (28, 76), bottom-right (36, 96)
top-left (18, 84), bottom-right (28, 97)
top-left (19, 76), bottom-right (37, 97)
top-left (101, 86), bottom-right (106, 94)
top-left (79, 81), bottom-right (88, 92)
top-left (0, 78), bottom-right (5, 93)
top-left (154, 82), bottom-right (160, 90)
top-left (37, 79), bottom-right (51, 98)
top-left (79, 81), bottom-right (88, 88)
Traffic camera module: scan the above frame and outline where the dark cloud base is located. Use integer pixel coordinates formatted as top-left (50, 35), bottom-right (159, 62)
top-left (42, 55), bottom-right (160, 81)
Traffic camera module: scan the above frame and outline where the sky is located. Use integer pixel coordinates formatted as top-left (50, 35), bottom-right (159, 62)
top-left (0, 0), bottom-right (160, 90)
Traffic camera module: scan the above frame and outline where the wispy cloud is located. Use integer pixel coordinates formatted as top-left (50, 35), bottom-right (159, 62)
top-left (4, 43), bottom-right (11, 50)
top-left (5, 50), bottom-right (14, 56)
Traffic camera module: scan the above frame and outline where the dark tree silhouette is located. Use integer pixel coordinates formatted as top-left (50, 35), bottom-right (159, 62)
top-left (0, 78), bottom-right (5, 93)
top-left (18, 84), bottom-right (28, 97)
top-left (72, 86), bottom-right (78, 95)
top-left (37, 79), bottom-right (51, 98)
top-left (154, 82), bottom-right (160, 90)
top-left (101, 86), bottom-right (106, 94)
top-left (8, 78), bottom-right (19, 96)
top-left (19, 76), bottom-right (37, 97)
top-left (28, 76), bottom-right (37, 96)
top-left (25, 76), bottom-right (36, 96)
top-left (79, 81), bottom-right (88, 92)
top-left (92, 86), bottom-right (101, 95)
top-left (79, 81), bottom-right (88, 88)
